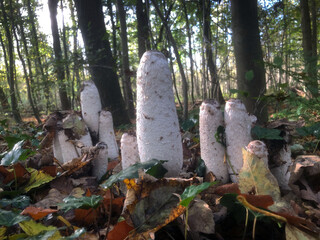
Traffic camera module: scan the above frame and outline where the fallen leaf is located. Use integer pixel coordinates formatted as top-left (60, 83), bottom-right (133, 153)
top-left (286, 223), bottom-right (319, 240)
top-left (107, 220), bottom-right (134, 240)
top-left (74, 208), bottom-right (98, 225)
top-left (19, 219), bottom-right (62, 239)
top-left (239, 148), bottom-right (281, 201)
top-left (23, 168), bottom-right (55, 192)
top-left (0, 162), bottom-right (30, 184)
top-left (21, 206), bottom-right (58, 220)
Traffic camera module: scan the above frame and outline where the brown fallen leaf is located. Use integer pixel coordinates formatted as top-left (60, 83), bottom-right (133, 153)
top-left (107, 220), bottom-right (134, 240)
top-left (0, 162), bottom-right (30, 184)
top-left (21, 206), bottom-right (58, 220)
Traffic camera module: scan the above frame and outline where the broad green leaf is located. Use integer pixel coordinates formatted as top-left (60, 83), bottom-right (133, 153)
top-left (4, 136), bottom-right (22, 149)
top-left (19, 220), bottom-right (61, 239)
top-left (23, 169), bottom-right (55, 193)
top-left (245, 70), bottom-right (254, 81)
top-left (296, 123), bottom-right (320, 138)
top-left (251, 126), bottom-right (283, 140)
top-left (181, 118), bottom-right (197, 131)
top-left (145, 162), bottom-right (167, 179)
top-left (0, 195), bottom-right (30, 209)
top-left (64, 228), bottom-right (86, 240)
top-left (1, 140), bottom-right (25, 166)
top-left (238, 149), bottom-right (280, 201)
top-left (180, 182), bottom-right (215, 207)
top-left (0, 209), bottom-right (30, 227)
top-left (59, 195), bottom-right (103, 212)
top-left (0, 226), bottom-right (6, 237)
top-left (274, 56), bottom-right (283, 67)
top-left (101, 159), bottom-right (167, 189)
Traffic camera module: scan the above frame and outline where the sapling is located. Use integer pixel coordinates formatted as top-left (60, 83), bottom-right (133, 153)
top-left (200, 100), bottom-right (229, 183)
top-left (120, 133), bottom-right (140, 170)
top-left (80, 81), bottom-right (101, 139)
top-left (136, 51), bottom-right (183, 177)
top-left (225, 99), bottom-right (256, 182)
top-left (99, 110), bottom-right (119, 159)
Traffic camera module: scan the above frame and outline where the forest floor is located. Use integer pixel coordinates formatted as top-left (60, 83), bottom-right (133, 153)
top-left (0, 105), bottom-right (320, 240)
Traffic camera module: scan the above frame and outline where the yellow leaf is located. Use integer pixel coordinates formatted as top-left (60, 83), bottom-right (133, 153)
top-left (19, 220), bottom-right (61, 239)
top-left (239, 149), bottom-right (280, 201)
top-left (24, 169), bottom-right (55, 193)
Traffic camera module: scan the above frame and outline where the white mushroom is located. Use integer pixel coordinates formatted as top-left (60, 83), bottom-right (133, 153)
top-left (53, 130), bottom-right (78, 164)
top-left (92, 142), bottom-right (108, 181)
top-left (120, 133), bottom-right (140, 170)
top-left (247, 140), bottom-right (268, 166)
top-left (225, 99), bottom-right (256, 182)
top-left (200, 100), bottom-right (229, 183)
top-left (80, 81), bottom-right (101, 137)
top-left (136, 51), bottom-right (183, 177)
top-left (99, 110), bottom-right (119, 160)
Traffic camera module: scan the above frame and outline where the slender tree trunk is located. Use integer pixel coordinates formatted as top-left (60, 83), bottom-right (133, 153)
top-left (300, 0), bottom-right (318, 97)
top-left (136, 0), bottom-right (150, 59)
top-left (182, 0), bottom-right (195, 104)
top-left (74, 0), bottom-right (129, 126)
top-left (231, 0), bottom-right (268, 123)
top-left (203, 0), bottom-right (224, 104)
top-left (0, 87), bottom-right (9, 113)
top-left (107, 0), bottom-right (117, 60)
top-left (13, 18), bottom-right (41, 123)
top-left (0, 0), bottom-right (22, 123)
top-left (49, 0), bottom-right (70, 110)
top-left (151, 0), bottom-right (188, 120)
top-left (26, 0), bottom-right (50, 110)
top-left (60, 0), bottom-right (72, 108)
top-left (116, 0), bottom-right (135, 118)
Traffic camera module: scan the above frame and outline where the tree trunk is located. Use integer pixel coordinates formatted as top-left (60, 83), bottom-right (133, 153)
top-left (182, 0), bottom-right (195, 104)
top-left (48, 0), bottom-right (70, 110)
top-left (203, 0), bottom-right (224, 104)
top-left (13, 16), bottom-right (41, 123)
top-left (300, 0), bottom-right (318, 97)
top-left (0, 0), bottom-right (22, 123)
top-left (74, 0), bottom-right (129, 126)
top-left (231, 0), bottom-right (268, 123)
top-left (136, 0), bottom-right (150, 59)
top-left (151, 0), bottom-right (188, 120)
top-left (26, 0), bottom-right (50, 110)
top-left (116, 0), bottom-right (135, 119)
top-left (107, 0), bottom-right (117, 60)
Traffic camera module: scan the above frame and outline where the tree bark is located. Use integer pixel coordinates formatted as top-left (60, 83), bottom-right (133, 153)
top-left (203, 0), bottom-right (224, 104)
top-left (49, 0), bottom-right (71, 110)
top-left (26, 0), bottom-right (50, 110)
top-left (231, 0), bottom-right (268, 123)
top-left (116, 0), bottom-right (135, 118)
top-left (136, 0), bottom-right (150, 59)
top-left (0, 0), bottom-right (22, 123)
top-left (107, 0), bottom-right (117, 60)
top-left (151, 0), bottom-right (188, 120)
top-left (300, 0), bottom-right (318, 97)
top-left (74, 0), bottom-right (129, 126)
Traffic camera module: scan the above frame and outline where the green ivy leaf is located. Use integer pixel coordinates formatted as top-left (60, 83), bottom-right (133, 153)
top-left (195, 159), bottom-right (206, 177)
top-left (0, 209), bottom-right (30, 227)
top-left (64, 228), bottom-right (86, 240)
top-left (0, 195), bottom-right (30, 209)
top-left (181, 119), bottom-right (197, 131)
top-left (100, 159), bottom-right (167, 189)
top-left (1, 140), bottom-right (25, 166)
top-left (180, 182), bottom-right (216, 207)
top-left (245, 70), bottom-right (254, 81)
top-left (251, 126), bottom-right (283, 140)
top-left (59, 195), bottom-right (103, 212)
top-left (23, 169), bottom-right (55, 193)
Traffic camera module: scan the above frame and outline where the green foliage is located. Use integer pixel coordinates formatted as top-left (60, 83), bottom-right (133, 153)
top-left (0, 195), bottom-right (30, 209)
top-left (1, 140), bottom-right (25, 166)
top-left (215, 125), bottom-right (226, 147)
top-left (195, 158), bottom-right (206, 177)
top-left (251, 126), bottom-right (283, 140)
top-left (0, 209), bottom-right (30, 227)
top-left (100, 159), bottom-right (168, 189)
top-left (59, 195), bottom-right (103, 212)
top-left (296, 123), bottom-right (320, 139)
top-left (180, 182), bottom-right (215, 207)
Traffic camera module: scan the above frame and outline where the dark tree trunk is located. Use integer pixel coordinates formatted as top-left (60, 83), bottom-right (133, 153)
top-left (26, 0), bottom-right (50, 110)
top-left (0, 0), bottom-right (22, 123)
top-left (107, 0), bottom-right (117, 60)
top-left (0, 87), bottom-right (9, 113)
top-left (300, 0), bottom-right (318, 98)
top-left (13, 18), bottom-right (41, 124)
top-left (136, 0), bottom-right (150, 59)
top-left (231, 0), bottom-right (268, 123)
top-left (74, 0), bottom-right (129, 126)
top-left (48, 0), bottom-right (70, 110)
top-left (203, 0), bottom-right (224, 104)
top-left (116, 0), bottom-right (135, 119)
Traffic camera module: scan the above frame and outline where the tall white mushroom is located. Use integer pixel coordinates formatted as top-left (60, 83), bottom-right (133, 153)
top-left (92, 142), bottom-right (108, 181)
top-left (53, 130), bottom-right (78, 164)
top-left (136, 51), bottom-right (183, 177)
top-left (225, 99), bottom-right (256, 182)
top-left (199, 100), bottom-right (229, 183)
top-left (80, 81), bottom-right (101, 137)
top-left (99, 110), bottom-right (119, 159)
top-left (120, 133), bottom-right (140, 170)
top-left (246, 140), bottom-right (269, 166)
